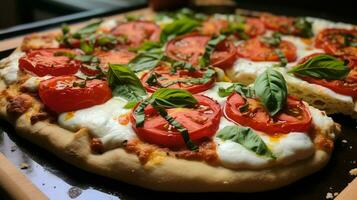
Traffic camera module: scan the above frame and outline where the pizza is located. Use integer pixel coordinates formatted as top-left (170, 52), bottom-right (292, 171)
top-left (0, 8), bottom-right (349, 192)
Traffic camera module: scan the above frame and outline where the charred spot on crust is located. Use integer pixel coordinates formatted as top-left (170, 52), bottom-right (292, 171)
top-left (6, 94), bottom-right (32, 117)
top-left (30, 112), bottom-right (49, 125)
top-left (90, 138), bottom-right (104, 154)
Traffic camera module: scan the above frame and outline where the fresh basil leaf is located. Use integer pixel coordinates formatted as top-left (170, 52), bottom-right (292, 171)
top-left (203, 68), bottom-right (216, 79)
top-left (199, 35), bottom-right (226, 67)
top-left (62, 24), bottom-right (70, 35)
top-left (96, 34), bottom-right (117, 46)
top-left (261, 32), bottom-right (282, 47)
top-left (130, 41), bottom-right (163, 53)
top-left (274, 48), bottom-right (288, 67)
top-left (125, 15), bottom-right (141, 22)
top-left (124, 100), bottom-right (138, 109)
top-left (145, 72), bottom-right (162, 87)
top-left (293, 17), bottom-right (313, 38)
top-left (160, 16), bottom-right (200, 43)
top-left (151, 88), bottom-right (198, 109)
top-left (53, 51), bottom-right (75, 58)
top-left (217, 125), bottom-right (275, 158)
top-left (152, 104), bottom-right (198, 151)
top-left (133, 99), bottom-right (152, 127)
top-left (288, 54), bottom-right (350, 80)
top-left (108, 64), bottom-right (147, 102)
top-left (218, 83), bottom-right (254, 98)
top-left (75, 20), bottom-right (103, 36)
top-left (254, 68), bottom-right (287, 116)
top-left (129, 52), bottom-right (163, 72)
top-left (80, 38), bottom-right (95, 54)
top-left (171, 61), bottom-right (196, 73)
top-left (344, 34), bottom-right (357, 47)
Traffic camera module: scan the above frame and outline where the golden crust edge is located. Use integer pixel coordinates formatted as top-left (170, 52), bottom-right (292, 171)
top-left (0, 98), bottom-right (330, 192)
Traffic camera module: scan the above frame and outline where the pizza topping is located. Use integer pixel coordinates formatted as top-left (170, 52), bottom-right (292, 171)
top-left (222, 69), bottom-right (312, 135)
top-left (159, 16), bottom-right (200, 43)
top-left (131, 89), bottom-right (221, 150)
top-left (39, 76), bottom-right (112, 113)
top-left (260, 13), bottom-right (313, 38)
top-left (19, 48), bottom-right (81, 77)
top-left (315, 28), bottom-right (357, 59)
top-left (289, 54), bottom-right (357, 98)
top-left (216, 125), bottom-right (275, 158)
top-left (21, 33), bottom-right (59, 51)
top-left (111, 21), bottom-right (161, 48)
top-left (166, 33), bottom-right (236, 68)
top-left (236, 33), bottom-right (297, 63)
top-left (140, 64), bottom-right (215, 93)
top-left (107, 64), bottom-right (147, 108)
top-left (6, 94), bottom-right (33, 117)
top-left (289, 54), bottom-right (350, 80)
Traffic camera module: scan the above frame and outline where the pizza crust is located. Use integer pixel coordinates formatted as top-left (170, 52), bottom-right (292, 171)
top-left (0, 89), bottom-right (330, 192)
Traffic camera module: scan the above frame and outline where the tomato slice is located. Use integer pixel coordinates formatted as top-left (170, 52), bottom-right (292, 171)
top-left (296, 53), bottom-right (357, 98)
top-left (260, 13), bottom-right (295, 34)
top-left (140, 65), bottom-right (215, 93)
top-left (201, 18), bottom-right (229, 35)
top-left (236, 37), bottom-right (297, 62)
top-left (19, 48), bottom-right (81, 76)
top-left (315, 28), bottom-right (357, 59)
top-left (80, 50), bottom-right (136, 76)
top-left (111, 21), bottom-right (161, 48)
top-left (39, 76), bottom-right (112, 113)
top-left (201, 17), bottom-right (265, 38)
top-left (165, 33), bottom-right (236, 68)
top-left (224, 92), bottom-right (312, 135)
top-left (244, 18), bottom-right (266, 38)
top-left (130, 95), bottom-right (221, 147)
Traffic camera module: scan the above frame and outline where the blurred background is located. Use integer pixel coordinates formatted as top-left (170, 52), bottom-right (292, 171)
top-left (0, 0), bottom-right (356, 33)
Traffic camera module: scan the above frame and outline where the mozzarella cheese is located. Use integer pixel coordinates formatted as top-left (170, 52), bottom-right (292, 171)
top-left (58, 97), bottom-right (136, 150)
top-left (201, 82), bottom-right (232, 105)
top-left (215, 105), bottom-right (330, 170)
top-left (0, 51), bottom-right (25, 84)
top-left (21, 76), bottom-right (52, 92)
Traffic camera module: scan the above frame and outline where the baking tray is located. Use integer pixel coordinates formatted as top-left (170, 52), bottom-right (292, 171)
top-left (1, 5), bottom-right (357, 200)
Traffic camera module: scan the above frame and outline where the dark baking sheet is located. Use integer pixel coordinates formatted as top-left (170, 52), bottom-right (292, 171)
top-left (1, 5), bottom-right (357, 200)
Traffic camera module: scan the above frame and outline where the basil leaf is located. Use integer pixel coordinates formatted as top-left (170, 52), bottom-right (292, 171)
top-left (108, 64), bottom-right (147, 102)
top-left (130, 41), bottom-right (162, 53)
top-left (293, 17), bottom-right (313, 38)
top-left (133, 99), bottom-right (152, 127)
top-left (74, 55), bottom-right (99, 63)
top-left (62, 24), bottom-right (70, 35)
top-left (75, 20), bottom-right (102, 36)
top-left (199, 35), bottom-right (226, 67)
top-left (153, 104), bottom-right (198, 150)
top-left (124, 100), bottom-right (138, 109)
top-left (160, 16), bottom-right (199, 43)
top-left (261, 32), bottom-right (282, 47)
top-left (151, 88), bottom-right (198, 108)
top-left (288, 54), bottom-right (350, 80)
top-left (54, 51), bottom-right (75, 58)
top-left (344, 34), bottom-right (357, 47)
top-left (129, 52), bottom-right (163, 72)
top-left (254, 68), bottom-right (287, 116)
top-left (217, 125), bottom-right (275, 158)
top-left (218, 83), bottom-right (254, 98)
top-left (171, 61), bottom-right (196, 73)
top-left (274, 48), bottom-right (288, 67)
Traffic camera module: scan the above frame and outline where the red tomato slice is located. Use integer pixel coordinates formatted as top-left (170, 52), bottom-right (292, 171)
top-left (244, 18), bottom-right (266, 38)
top-left (296, 53), bottom-right (357, 98)
top-left (165, 33), bottom-right (236, 68)
top-left (201, 18), bottom-right (229, 35)
top-left (130, 95), bottom-right (221, 147)
top-left (315, 28), bottom-right (357, 59)
top-left (111, 21), bottom-right (161, 48)
top-left (39, 76), bottom-right (112, 113)
top-left (80, 50), bottom-right (136, 76)
top-left (19, 48), bottom-right (81, 77)
top-left (260, 13), bottom-right (294, 34)
top-left (224, 93), bottom-right (312, 135)
top-left (140, 65), bottom-right (215, 93)
top-left (236, 37), bottom-right (297, 62)
top-left (201, 18), bottom-right (265, 38)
